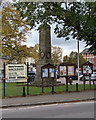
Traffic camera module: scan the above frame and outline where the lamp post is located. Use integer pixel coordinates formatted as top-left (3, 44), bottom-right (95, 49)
top-left (78, 39), bottom-right (80, 84)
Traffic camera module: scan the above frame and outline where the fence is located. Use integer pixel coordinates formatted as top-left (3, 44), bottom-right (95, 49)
top-left (1, 80), bottom-right (96, 98)
top-left (1, 62), bottom-right (96, 98)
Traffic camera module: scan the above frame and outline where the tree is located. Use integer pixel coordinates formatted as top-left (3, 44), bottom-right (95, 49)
top-left (63, 55), bottom-right (69, 63)
top-left (63, 51), bottom-right (86, 68)
top-left (51, 46), bottom-right (62, 65)
top-left (14, 2), bottom-right (96, 54)
top-left (1, 2), bottom-right (30, 63)
top-left (54, 2), bottom-right (96, 54)
top-left (80, 2), bottom-right (96, 54)
top-left (28, 44), bottom-right (39, 63)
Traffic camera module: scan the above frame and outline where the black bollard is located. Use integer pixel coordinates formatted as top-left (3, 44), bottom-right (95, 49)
top-left (93, 80), bottom-right (94, 85)
top-left (66, 77), bottom-right (68, 92)
top-left (76, 83), bottom-right (78, 92)
top-left (52, 85), bottom-right (54, 94)
top-left (23, 86), bottom-right (25, 97)
top-left (3, 79), bottom-right (5, 97)
top-left (66, 88), bottom-right (68, 92)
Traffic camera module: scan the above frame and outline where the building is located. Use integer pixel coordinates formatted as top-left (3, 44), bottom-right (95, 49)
top-left (25, 56), bottom-right (36, 72)
top-left (81, 48), bottom-right (96, 68)
top-left (0, 55), bottom-right (10, 79)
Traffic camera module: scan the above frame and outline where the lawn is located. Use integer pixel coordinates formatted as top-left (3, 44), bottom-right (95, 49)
top-left (1, 82), bottom-right (96, 98)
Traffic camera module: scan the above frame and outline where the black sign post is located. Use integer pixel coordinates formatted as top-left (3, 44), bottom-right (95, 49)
top-left (27, 62), bottom-right (29, 95)
top-left (3, 62), bottom-right (5, 97)
top-left (82, 61), bottom-right (93, 90)
top-left (41, 63), bottom-right (56, 94)
top-left (59, 63), bottom-right (75, 92)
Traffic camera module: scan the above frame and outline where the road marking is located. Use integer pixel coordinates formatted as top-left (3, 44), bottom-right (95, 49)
top-left (2, 104), bottom-right (59, 111)
top-left (2, 101), bottom-right (94, 112)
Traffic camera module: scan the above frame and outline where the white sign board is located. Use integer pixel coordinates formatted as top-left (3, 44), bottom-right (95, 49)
top-left (6, 64), bottom-right (27, 82)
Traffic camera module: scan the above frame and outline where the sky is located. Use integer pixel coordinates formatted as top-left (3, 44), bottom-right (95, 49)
top-left (24, 24), bottom-right (87, 59)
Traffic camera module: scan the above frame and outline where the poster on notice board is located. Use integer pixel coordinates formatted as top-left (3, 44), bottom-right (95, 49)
top-left (60, 66), bottom-right (67, 76)
top-left (68, 66), bottom-right (74, 76)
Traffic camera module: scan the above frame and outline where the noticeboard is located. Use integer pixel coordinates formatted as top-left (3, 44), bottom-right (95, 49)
top-left (41, 63), bottom-right (55, 78)
top-left (5, 64), bottom-right (27, 82)
top-left (59, 63), bottom-right (75, 77)
top-left (82, 61), bottom-right (93, 75)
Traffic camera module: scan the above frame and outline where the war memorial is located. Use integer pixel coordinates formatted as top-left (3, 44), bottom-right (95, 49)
top-left (34, 24), bottom-right (56, 85)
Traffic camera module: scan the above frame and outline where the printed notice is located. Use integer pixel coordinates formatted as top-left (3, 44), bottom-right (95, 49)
top-left (68, 66), bottom-right (74, 76)
top-left (49, 68), bottom-right (54, 77)
top-left (60, 66), bottom-right (67, 76)
top-left (42, 68), bottom-right (48, 78)
top-left (83, 65), bottom-right (92, 74)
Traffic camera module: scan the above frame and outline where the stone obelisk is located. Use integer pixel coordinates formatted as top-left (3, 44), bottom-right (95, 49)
top-left (34, 24), bottom-right (53, 85)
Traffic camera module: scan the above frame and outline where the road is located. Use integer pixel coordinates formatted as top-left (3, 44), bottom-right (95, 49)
top-left (2, 101), bottom-right (95, 118)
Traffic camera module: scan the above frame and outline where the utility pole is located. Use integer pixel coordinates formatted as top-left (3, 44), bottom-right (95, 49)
top-left (78, 39), bottom-right (80, 84)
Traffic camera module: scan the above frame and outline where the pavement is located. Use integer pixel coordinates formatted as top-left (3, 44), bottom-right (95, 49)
top-left (1, 90), bottom-right (96, 108)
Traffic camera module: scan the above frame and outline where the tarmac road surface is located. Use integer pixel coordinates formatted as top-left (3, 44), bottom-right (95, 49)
top-left (2, 101), bottom-right (95, 118)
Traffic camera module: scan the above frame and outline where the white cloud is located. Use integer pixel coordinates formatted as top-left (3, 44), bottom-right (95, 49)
top-left (24, 24), bottom-right (86, 58)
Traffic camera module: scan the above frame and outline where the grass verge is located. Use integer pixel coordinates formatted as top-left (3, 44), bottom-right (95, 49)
top-left (1, 82), bottom-right (96, 98)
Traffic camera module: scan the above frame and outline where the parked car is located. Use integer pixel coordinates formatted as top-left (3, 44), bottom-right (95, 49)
top-left (79, 74), bottom-right (83, 81)
top-left (69, 71), bottom-right (82, 80)
top-left (28, 71), bottom-right (35, 83)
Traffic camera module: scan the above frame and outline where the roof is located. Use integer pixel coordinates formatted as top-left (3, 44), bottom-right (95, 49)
top-left (81, 48), bottom-right (89, 54)
top-left (82, 61), bottom-right (93, 65)
top-left (59, 62), bottom-right (75, 66)
top-left (41, 63), bottom-right (55, 68)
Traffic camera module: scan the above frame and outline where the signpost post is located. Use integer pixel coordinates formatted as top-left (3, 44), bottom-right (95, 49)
top-left (82, 61), bottom-right (93, 90)
top-left (27, 62), bottom-right (29, 95)
top-left (59, 63), bottom-right (75, 92)
top-left (41, 63), bottom-right (56, 94)
top-left (3, 62), bottom-right (5, 97)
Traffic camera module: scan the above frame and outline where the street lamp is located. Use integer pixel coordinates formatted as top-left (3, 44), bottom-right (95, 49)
top-left (78, 39), bottom-right (80, 84)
